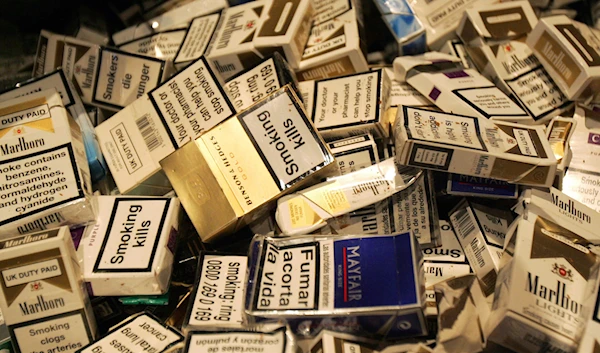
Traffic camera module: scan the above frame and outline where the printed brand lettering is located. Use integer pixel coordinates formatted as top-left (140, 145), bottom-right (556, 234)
top-left (458, 175), bottom-right (511, 186)
top-left (103, 54), bottom-right (119, 100)
top-left (17, 212), bottom-right (65, 234)
top-left (348, 204), bottom-right (378, 234)
top-left (217, 11), bottom-right (244, 50)
top-left (541, 42), bottom-right (572, 82)
top-left (527, 272), bottom-right (583, 317)
top-left (551, 192), bottom-right (591, 224)
top-left (588, 133), bottom-right (600, 145)
top-left (0, 137), bottom-right (45, 156)
top-left (501, 54), bottom-right (539, 74)
top-left (110, 205), bottom-right (151, 264)
top-left (2, 233), bottom-right (50, 248)
top-left (257, 111), bottom-right (306, 176)
top-left (1, 107), bottom-right (47, 127)
top-left (19, 295), bottom-right (66, 315)
top-left (343, 246), bottom-right (361, 301)
top-left (81, 54), bottom-right (96, 89)
top-left (214, 60), bottom-right (237, 74)
top-left (423, 248), bottom-right (462, 258)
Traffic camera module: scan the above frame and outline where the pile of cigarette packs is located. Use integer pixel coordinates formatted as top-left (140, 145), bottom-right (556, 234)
top-left (3, 0), bottom-right (600, 352)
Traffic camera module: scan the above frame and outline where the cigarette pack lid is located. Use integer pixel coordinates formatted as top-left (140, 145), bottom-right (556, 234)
top-left (457, 1), bottom-right (538, 45)
top-left (392, 52), bottom-right (462, 81)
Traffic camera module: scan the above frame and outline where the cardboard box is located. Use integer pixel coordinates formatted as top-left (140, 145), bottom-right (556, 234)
top-left (394, 106), bottom-right (557, 186)
top-left (407, 0), bottom-right (497, 49)
top-left (78, 312), bottom-right (183, 353)
top-left (112, 0), bottom-right (228, 46)
top-left (32, 30), bottom-right (101, 105)
top-left (205, 1), bottom-right (270, 81)
top-left (80, 196), bottom-right (180, 296)
top-left (296, 10), bottom-right (368, 82)
top-left (449, 199), bottom-right (514, 295)
top-left (174, 13), bottom-right (222, 70)
top-left (311, 69), bottom-right (392, 139)
top-left (245, 233), bottom-right (427, 339)
top-left (486, 215), bottom-right (599, 353)
top-left (253, 0), bottom-right (314, 69)
top-left (0, 91), bottom-right (94, 236)
top-left (118, 28), bottom-right (188, 60)
top-left (457, 1), bottom-right (538, 47)
top-left (393, 52), bottom-right (531, 122)
top-left (328, 133), bottom-right (379, 175)
top-left (183, 253), bottom-right (248, 333)
top-left (0, 69), bottom-right (108, 184)
top-left (446, 174), bottom-right (518, 199)
top-left (0, 227), bottom-right (97, 353)
top-left (160, 85), bottom-right (335, 242)
top-left (527, 16), bottom-right (600, 104)
top-left (92, 47), bottom-right (174, 111)
top-left (225, 53), bottom-right (300, 112)
top-left (423, 220), bottom-right (471, 316)
top-left (95, 56), bottom-right (234, 195)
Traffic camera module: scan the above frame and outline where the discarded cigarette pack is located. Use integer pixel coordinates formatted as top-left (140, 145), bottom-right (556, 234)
top-left (0, 69), bottom-right (108, 184)
top-left (328, 133), bottom-right (379, 175)
top-left (275, 158), bottom-right (422, 236)
top-left (0, 227), bottom-right (97, 353)
top-left (92, 47), bottom-right (175, 111)
top-left (296, 10), bottom-right (368, 82)
top-left (457, 1), bottom-right (538, 47)
top-left (394, 105), bottom-right (558, 187)
top-left (95, 56), bottom-right (234, 195)
top-left (225, 53), bottom-right (300, 113)
top-left (407, 0), bottom-right (497, 50)
top-left (0, 90), bottom-right (95, 236)
top-left (446, 174), bottom-right (518, 199)
top-left (253, 0), bottom-right (314, 70)
top-left (326, 170), bottom-right (442, 249)
top-left (205, 1), bottom-right (270, 81)
top-left (173, 13), bottom-right (222, 70)
top-left (77, 312), bottom-right (184, 353)
top-left (183, 253), bottom-right (248, 333)
top-left (527, 16), bottom-right (600, 104)
top-left (32, 30), bottom-right (101, 105)
top-left (369, 0), bottom-right (427, 57)
top-left (393, 52), bottom-right (531, 122)
top-left (184, 324), bottom-right (296, 353)
top-left (112, 0), bottom-right (228, 46)
top-left (160, 85), bottom-right (335, 242)
top-left (80, 196), bottom-right (180, 296)
top-left (568, 106), bottom-right (600, 175)
top-left (422, 220), bottom-right (471, 316)
top-left (519, 187), bottom-right (600, 244)
top-left (312, 0), bottom-right (361, 26)
top-left (311, 69), bottom-right (392, 140)
top-left (486, 215), bottom-right (600, 353)
top-left (449, 198), bottom-right (514, 295)
top-left (546, 116), bottom-right (575, 189)
top-left (245, 232), bottom-right (427, 339)
top-left (118, 29), bottom-right (188, 61)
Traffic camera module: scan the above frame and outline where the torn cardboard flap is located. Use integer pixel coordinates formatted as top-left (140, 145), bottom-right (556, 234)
top-left (275, 158), bottom-right (422, 235)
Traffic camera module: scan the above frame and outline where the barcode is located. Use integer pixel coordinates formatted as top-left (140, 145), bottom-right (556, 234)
top-left (453, 207), bottom-right (476, 239)
top-left (136, 114), bottom-right (161, 152)
top-left (485, 128), bottom-right (501, 148)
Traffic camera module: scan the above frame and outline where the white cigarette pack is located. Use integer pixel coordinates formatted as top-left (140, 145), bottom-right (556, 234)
top-left (296, 9), bottom-right (368, 82)
top-left (394, 106), bottom-right (557, 186)
top-left (527, 16), bottom-right (600, 104)
top-left (328, 133), bottom-right (379, 175)
top-left (394, 52), bottom-right (530, 122)
top-left (0, 227), bottom-right (97, 353)
top-left (486, 215), bottom-right (600, 353)
top-left (449, 199), bottom-right (513, 295)
top-left (80, 196), bottom-right (180, 296)
top-left (118, 28), bottom-right (188, 60)
top-left (0, 91), bottom-right (94, 236)
top-left (173, 13), bottom-right (222, 70)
